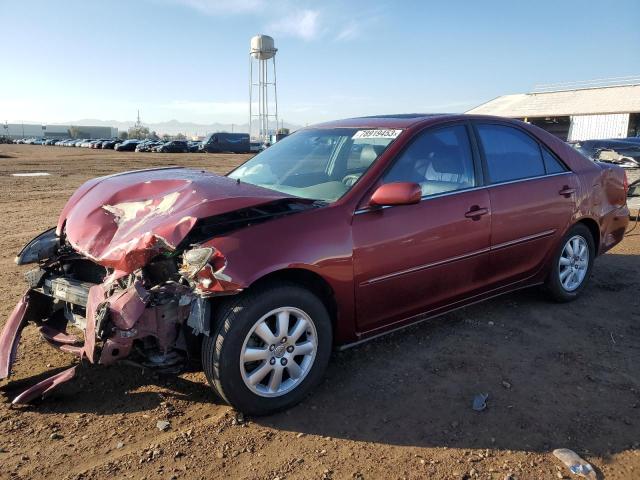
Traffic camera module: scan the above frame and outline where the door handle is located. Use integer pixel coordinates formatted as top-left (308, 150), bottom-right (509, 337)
top-left (559, 186), bottom-right (575, 197)
top-left (464, 206), bottom-right (489, 219)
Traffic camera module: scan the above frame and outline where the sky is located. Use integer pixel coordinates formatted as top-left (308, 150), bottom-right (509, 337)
top-left (1, 0), bottom-right (640, 126)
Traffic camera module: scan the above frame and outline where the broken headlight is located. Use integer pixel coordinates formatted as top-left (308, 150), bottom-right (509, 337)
top-left (15, 227), bottom-right (59, 265)
top-left (180, 247), bottom-right (214, 279)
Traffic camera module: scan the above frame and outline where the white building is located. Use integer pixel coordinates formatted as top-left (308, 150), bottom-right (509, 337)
top-left (466, 79), bottom-right (640, 141)
top-left (2, 123), bottom-right (117, 139)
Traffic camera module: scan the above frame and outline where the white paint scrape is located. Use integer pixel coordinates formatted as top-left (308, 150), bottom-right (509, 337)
top-left (11, 172), bottom-right (51, 177)
top-left (102, 192), bottom-right (181, 233)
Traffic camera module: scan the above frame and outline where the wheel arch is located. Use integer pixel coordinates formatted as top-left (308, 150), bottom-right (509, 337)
top-left (575, 217), bottom-right (601, 254)
top-left (247, 268), bottom-right (338, 334)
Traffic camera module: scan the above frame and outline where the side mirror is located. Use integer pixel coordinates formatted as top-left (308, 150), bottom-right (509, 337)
top-left (369, 182), bottom-right (422, 207)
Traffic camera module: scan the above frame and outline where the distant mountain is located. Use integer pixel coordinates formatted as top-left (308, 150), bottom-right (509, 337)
top-left (52, 119), bottom-right (302, 136)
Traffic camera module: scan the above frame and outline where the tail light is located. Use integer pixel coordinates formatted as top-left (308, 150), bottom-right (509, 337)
top-left (623, 171), bottom-right (629, 196)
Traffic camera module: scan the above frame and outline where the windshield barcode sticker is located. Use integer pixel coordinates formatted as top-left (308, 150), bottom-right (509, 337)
top-left (352, 129), bottom-right (402, 140)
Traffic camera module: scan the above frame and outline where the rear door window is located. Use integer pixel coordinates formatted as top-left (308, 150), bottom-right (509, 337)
top-left (476, 124), bottom-right (546, 183)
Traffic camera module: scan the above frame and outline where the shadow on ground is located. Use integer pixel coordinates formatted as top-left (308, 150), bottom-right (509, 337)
top-left (259, 252), bottom-right (640, 457)
top-left (2, 253), bottom-right (638, 457)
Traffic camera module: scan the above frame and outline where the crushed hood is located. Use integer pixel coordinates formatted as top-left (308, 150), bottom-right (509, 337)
top-left (57, 167), bottom-right (292, 273)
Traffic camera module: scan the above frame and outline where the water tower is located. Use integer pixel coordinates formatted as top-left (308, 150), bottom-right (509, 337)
top-left (249, 35), bottom-right (278, 144)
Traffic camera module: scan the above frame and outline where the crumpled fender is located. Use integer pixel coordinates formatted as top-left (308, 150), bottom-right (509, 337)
top-left (0, 293), bottom-right (30, 379)
top-left (11, 365), bottom-right (77, 404)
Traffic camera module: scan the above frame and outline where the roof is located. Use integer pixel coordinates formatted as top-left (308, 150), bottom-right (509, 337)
top-left (312, 113), bottom-right (452, 129)
top-left (466, 84), bottom-right (640, 118)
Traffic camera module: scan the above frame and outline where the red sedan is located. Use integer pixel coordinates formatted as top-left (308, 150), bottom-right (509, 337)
top-left (0, 114), bottom-right (630, 414)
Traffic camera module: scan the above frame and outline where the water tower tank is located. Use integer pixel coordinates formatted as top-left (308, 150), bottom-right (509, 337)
top-left (250, 35), bottom-right (277, 60)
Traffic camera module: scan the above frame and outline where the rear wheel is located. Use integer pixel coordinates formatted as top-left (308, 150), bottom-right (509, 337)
top-left (202, 282), bottom-right (332, 415)
top-left (546, 224), bottom-right (595, 302)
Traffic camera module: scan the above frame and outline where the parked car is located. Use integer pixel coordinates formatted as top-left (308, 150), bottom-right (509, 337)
top-left (114, 139), bottom-right (141, 151)
top-left (249, 141), bottom-right (263, 153)
top-left (188, 141), bottom-right (202, 152)
top-left (159, 140), bottom-right (189, 153)
top-left (102, 139), bottom-right (122, 149)
top-left (0, 114), bottom-right (630, 414)
top-left (571, 138), bottom-right (640, 168)
top-left (135, 140), bottom-right (163, 152)
top-left (200, 132), bottom-right (251, 153)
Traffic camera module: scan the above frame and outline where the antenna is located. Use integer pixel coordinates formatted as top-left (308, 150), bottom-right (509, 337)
top-left (249, 35), bottom-right (279, 144)
top-left (135, 110), bottom-right (142, 128)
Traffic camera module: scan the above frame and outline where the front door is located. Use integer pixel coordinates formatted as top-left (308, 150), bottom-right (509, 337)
top-left (352, 123), bottom-right (491, 333)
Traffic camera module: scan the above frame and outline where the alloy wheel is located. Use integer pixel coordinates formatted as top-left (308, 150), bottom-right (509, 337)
top-left (558, 235), bottom-right (589, 292)
top-left (240, 307), bottom-right (318, 398)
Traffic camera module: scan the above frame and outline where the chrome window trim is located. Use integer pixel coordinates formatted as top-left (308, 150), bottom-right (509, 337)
top-left (354, 171), bottom-right (572, 215)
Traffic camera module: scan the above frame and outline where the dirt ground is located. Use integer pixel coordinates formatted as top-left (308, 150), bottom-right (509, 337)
top-left (0, 144), bottom-right (639, 480)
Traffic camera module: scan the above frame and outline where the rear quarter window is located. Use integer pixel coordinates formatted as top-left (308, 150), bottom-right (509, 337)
top-left (541, 147), bottom-right (567, 174)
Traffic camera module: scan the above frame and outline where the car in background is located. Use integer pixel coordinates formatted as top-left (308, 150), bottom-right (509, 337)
top-left (114, 139), bottom-right (141, 151)
top-left (571, 138), bottom-right (640, 168)
top-left (188, 141), bottom-right (202, 152)
top-left (102, 139), bottom-right (122, 149)
top-left (90, 139), bottom-right (107, 149)
top-left (0, 114), bottom-right (630, 415)
top-left (249, 141), bottom-right (263, 153)
top-left (135, 140), bottom-right (163, 152)
top-left (200, 132), bottom-right (251, 153)
top-left (158, 140), bottom-right (189, 153)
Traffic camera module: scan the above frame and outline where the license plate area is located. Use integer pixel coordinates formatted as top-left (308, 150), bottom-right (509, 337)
top-left (43, 277), bottom-right (95, 307)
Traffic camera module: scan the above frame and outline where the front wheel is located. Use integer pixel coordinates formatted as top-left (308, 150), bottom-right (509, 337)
top-left (202, 282), bottom-right (332, 415)
top-left (545, 224), bottom-right (595, 302)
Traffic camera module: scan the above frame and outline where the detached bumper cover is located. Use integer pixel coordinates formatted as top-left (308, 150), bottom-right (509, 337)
top-left (0, 293), bottom-right (30, 380)
top-left (11, 366), bottom-right (77, 405)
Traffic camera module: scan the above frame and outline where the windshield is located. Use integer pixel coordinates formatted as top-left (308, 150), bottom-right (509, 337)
top-left (228, 128), bottom-right (400, 202)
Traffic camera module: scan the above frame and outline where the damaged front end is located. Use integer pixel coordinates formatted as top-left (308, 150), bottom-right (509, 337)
top-left (0, 227), bottom-right (237, 404)
top-left (1, 168), bottom-right (316, 404)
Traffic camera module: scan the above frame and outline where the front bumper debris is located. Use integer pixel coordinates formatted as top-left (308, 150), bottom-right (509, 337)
top-left (11, 366), bottom-right (77, 405)
top-left (0, 293), bottom-right (30, 380)
top-left (1, 268), bottom-right (197, 404)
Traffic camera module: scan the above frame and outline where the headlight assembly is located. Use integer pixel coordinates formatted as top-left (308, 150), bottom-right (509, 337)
top-left (180, 247), bottom-right (214, 279)
top-left (15, 227), bottom-right (59, 265)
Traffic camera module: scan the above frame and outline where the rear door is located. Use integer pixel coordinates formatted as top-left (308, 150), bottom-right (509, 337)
top-left (473, 122), bottom-right (577, 286)
top-left (352, 123), bottom-right (492, 333)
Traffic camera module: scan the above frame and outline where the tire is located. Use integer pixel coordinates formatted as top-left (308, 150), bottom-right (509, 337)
top-left (202, 282), bottom-right (332, 415)
top-left (545, 223), bottom-right (595, 302)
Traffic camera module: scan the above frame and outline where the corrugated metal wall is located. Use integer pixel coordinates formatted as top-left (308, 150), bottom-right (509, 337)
top-left (568, 113), bottom-right (630, 141)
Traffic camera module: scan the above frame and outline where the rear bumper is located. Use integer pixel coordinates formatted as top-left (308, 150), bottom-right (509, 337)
top-left (599, 204), bottom-right (630, 254)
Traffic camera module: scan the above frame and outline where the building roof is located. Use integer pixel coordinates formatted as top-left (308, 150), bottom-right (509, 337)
top-left (466, 84), bottom-right (640, 118)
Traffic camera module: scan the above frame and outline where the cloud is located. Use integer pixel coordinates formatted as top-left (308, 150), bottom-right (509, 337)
top-left (267, 9), bottom-right (321, 41)
top-left (161, 1), bottom-right (375, 43)
top-left (335, 22), bottom-right (361, 42)
top-left (163, 0), bottom-right (265, 15)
